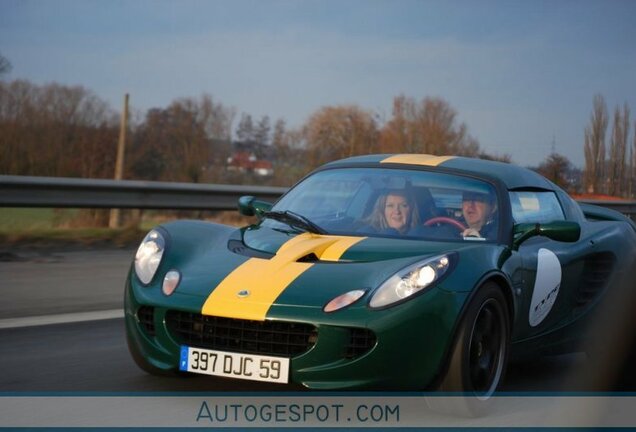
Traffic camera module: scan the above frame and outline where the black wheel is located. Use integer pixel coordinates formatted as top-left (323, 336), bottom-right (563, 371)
top-left (429, 282), bottom-right (510, 416)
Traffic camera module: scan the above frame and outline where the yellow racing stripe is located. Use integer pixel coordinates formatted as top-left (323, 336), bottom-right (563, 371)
top-left (320, 235), bottom-right (365, 261)
top-left (380, 154), bottom-right (455, 166)
top-left (201, 233), bottom-right (366, 321)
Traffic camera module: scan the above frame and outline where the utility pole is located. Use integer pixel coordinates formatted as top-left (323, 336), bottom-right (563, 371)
top-left (109, 93), bottom-right (129, 229)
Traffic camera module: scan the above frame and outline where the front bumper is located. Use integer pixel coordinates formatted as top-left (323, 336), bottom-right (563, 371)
top-left (125, 274), bottom-right (467, 390)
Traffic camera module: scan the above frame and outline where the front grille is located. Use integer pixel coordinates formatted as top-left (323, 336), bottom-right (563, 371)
top-left (137, 306), bottom-right (156, 336)
top-left (346, 328), bottom-right (376, 358)
top-left (166, 311), bottom-right (318, 357)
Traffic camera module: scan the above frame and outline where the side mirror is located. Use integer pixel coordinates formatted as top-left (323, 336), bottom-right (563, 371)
top-left (237, 195), bottom-right (272, 219)
top-left (513, 221), bottom-right (581, 249)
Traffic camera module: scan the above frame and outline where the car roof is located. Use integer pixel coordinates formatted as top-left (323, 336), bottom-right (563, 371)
top-left (322, 154), bottom-right (555, 191)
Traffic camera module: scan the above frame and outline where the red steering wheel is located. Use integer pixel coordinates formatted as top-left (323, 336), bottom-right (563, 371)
top-left (424, 216), bottom-right (466, 231)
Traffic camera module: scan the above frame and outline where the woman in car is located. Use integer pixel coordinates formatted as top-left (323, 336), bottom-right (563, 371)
top-left (364, 189), bottom-right (421, 235)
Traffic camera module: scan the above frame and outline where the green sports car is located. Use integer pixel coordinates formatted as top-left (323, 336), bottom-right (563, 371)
top-left (125, 154), bottom-right (636, 396)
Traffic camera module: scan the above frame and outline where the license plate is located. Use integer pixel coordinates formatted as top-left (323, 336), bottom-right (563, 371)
top-left (179, 346), bottom-right (290, 384)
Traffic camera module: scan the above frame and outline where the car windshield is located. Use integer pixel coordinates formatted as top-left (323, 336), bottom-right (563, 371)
top-left (267, 167), bottom-right (499, 242)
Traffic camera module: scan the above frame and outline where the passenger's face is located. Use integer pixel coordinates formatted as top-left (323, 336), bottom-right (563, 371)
top-left (384, 194), bottom-right (410, 232)
top-left (462, 198), bottom-right (493, 229)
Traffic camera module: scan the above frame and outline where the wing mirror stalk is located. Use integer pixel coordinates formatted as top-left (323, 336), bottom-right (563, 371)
top-left (238, 195), bottom-right (273, 219)
top-left (513, 221), bottom-right (581, 250)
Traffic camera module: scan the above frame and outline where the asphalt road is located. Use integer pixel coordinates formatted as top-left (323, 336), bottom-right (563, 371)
top-left (0, 248), bottom-right (133, 319)
top-left (0, 317), bottom-right (589, 392)
top-left (0, 247), bottom-right (589, 392)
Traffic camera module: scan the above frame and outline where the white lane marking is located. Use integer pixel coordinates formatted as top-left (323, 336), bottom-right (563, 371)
top-left (0, 309), bottom-right (124, 329)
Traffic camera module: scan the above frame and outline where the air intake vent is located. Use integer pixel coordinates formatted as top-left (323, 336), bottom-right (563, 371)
top-left (576, 252), bottom-right (615, 311)
top-left (227, 240), bottom-right (273, 258)
top-left (166, 311), bottom-right (317, 357)
top-left (297, 253), bottom-right (319, 263)
top-left (345, 328), bottom-right (376, 359)
top-left (137, 306), bottom-right (156, 337)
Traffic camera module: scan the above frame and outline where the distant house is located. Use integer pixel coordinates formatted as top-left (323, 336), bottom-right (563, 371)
top-left (226, 150), bottom-right (274, 177)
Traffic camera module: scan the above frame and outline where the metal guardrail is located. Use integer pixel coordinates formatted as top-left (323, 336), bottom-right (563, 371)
top-left (577, 200), bottom-right (636, 220)
top-left (1, 175), bottom-right (635, 219)
top-left (0, 175), bottom-right (287, 211)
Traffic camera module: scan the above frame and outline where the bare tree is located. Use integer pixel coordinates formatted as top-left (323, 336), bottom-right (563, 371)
top-left (129, 108), bottom-right (169, 181)
top-left (379, 95), bottom-right (416, 153)
top-left (0, 80), bottom-right (117, 177)
top-left (631, 120), bottom-right (636, 198)
top-left (608, 103), bottom-right (630, 197)
top-left (584, 94), bottom-right (608, 194)
top-left (198, 93), bottom-right (235, 142)
top-left (132, 100), bottom-right (205, 183)
top-left (0, 53), bottom-right (11, 76)
top-left (271, 118), bottom-right (288, 170)
top-left (271, 124), bottom-right (310, 186)
top-left (304, 105), bottom-right (379, 167)
top-left (236, 113), bottom-right (255, 143)
top-left (254, 115), bottom-right (271, 147)
top-left (130, 95), bottom-right (234, 183)
top-left (380, 95), bottom-right (479, 157)
top-left (535, 153), bottom-right (576, 192)
top-left (271, 119), bottom-right (286, 151)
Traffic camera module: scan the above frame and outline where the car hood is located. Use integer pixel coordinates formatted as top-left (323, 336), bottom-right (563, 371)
top-left (242, 225), bottom-right (461, 262)
top-left (210, 226), bottom-right (495, 319)
top-left (159, 222), bottom-right (501, 322)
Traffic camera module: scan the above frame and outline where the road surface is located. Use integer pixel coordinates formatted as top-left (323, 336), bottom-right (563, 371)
top-left (0, 247), bottom-right (589, 392)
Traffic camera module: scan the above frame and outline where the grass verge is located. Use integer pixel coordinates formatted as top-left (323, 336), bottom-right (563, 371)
top-left (0, 208), bottom-right (255, 251)
top-left (0, 227), bottom-right (145, 250)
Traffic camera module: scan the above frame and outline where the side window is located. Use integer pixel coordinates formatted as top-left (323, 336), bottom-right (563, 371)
top-left (509, 191), bottom-right (565, 224)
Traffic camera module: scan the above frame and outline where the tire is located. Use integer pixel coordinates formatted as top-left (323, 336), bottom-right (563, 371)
top-left (428, 282), bottom-right (511, 416)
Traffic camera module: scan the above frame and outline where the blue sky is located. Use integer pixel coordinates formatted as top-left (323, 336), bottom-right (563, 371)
top-left (2, 0), bottom-right (635, 168)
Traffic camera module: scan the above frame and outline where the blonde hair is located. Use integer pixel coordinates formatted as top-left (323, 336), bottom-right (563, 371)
top-left (367, 190), bottom-right (420, 234)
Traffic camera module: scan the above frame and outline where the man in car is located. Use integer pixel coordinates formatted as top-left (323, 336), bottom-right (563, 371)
top-left (461, 191), bottom-right (497, 239)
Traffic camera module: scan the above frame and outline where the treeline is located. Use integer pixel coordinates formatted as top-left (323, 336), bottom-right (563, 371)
top-left (500, 94), bottom-right (635, 198)
top-left (0, 78), bottom-right (504, 188)
top-left (0, 80), bottom-right (119, 178)
top-left (2, 77), bottom-right (634, 198)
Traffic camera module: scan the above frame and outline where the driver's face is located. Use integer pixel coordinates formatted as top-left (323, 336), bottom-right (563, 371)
top-left (385, 194), bottom-right (410, 232)
top-left (462, 198), bottom-right (493, 229)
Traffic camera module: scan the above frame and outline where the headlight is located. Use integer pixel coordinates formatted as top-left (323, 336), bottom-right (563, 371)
top-left (134, 229), bottom-right (166, 284)
top-left (369, 254), bottom-right (454, 308)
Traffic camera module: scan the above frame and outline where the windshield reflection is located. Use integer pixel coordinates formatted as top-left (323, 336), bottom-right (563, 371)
top-left (267, 167), bottom-right (499, 242)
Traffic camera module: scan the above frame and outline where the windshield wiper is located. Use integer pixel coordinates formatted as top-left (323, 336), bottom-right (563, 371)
top-left (263, 210), bottom-right (326, 234)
